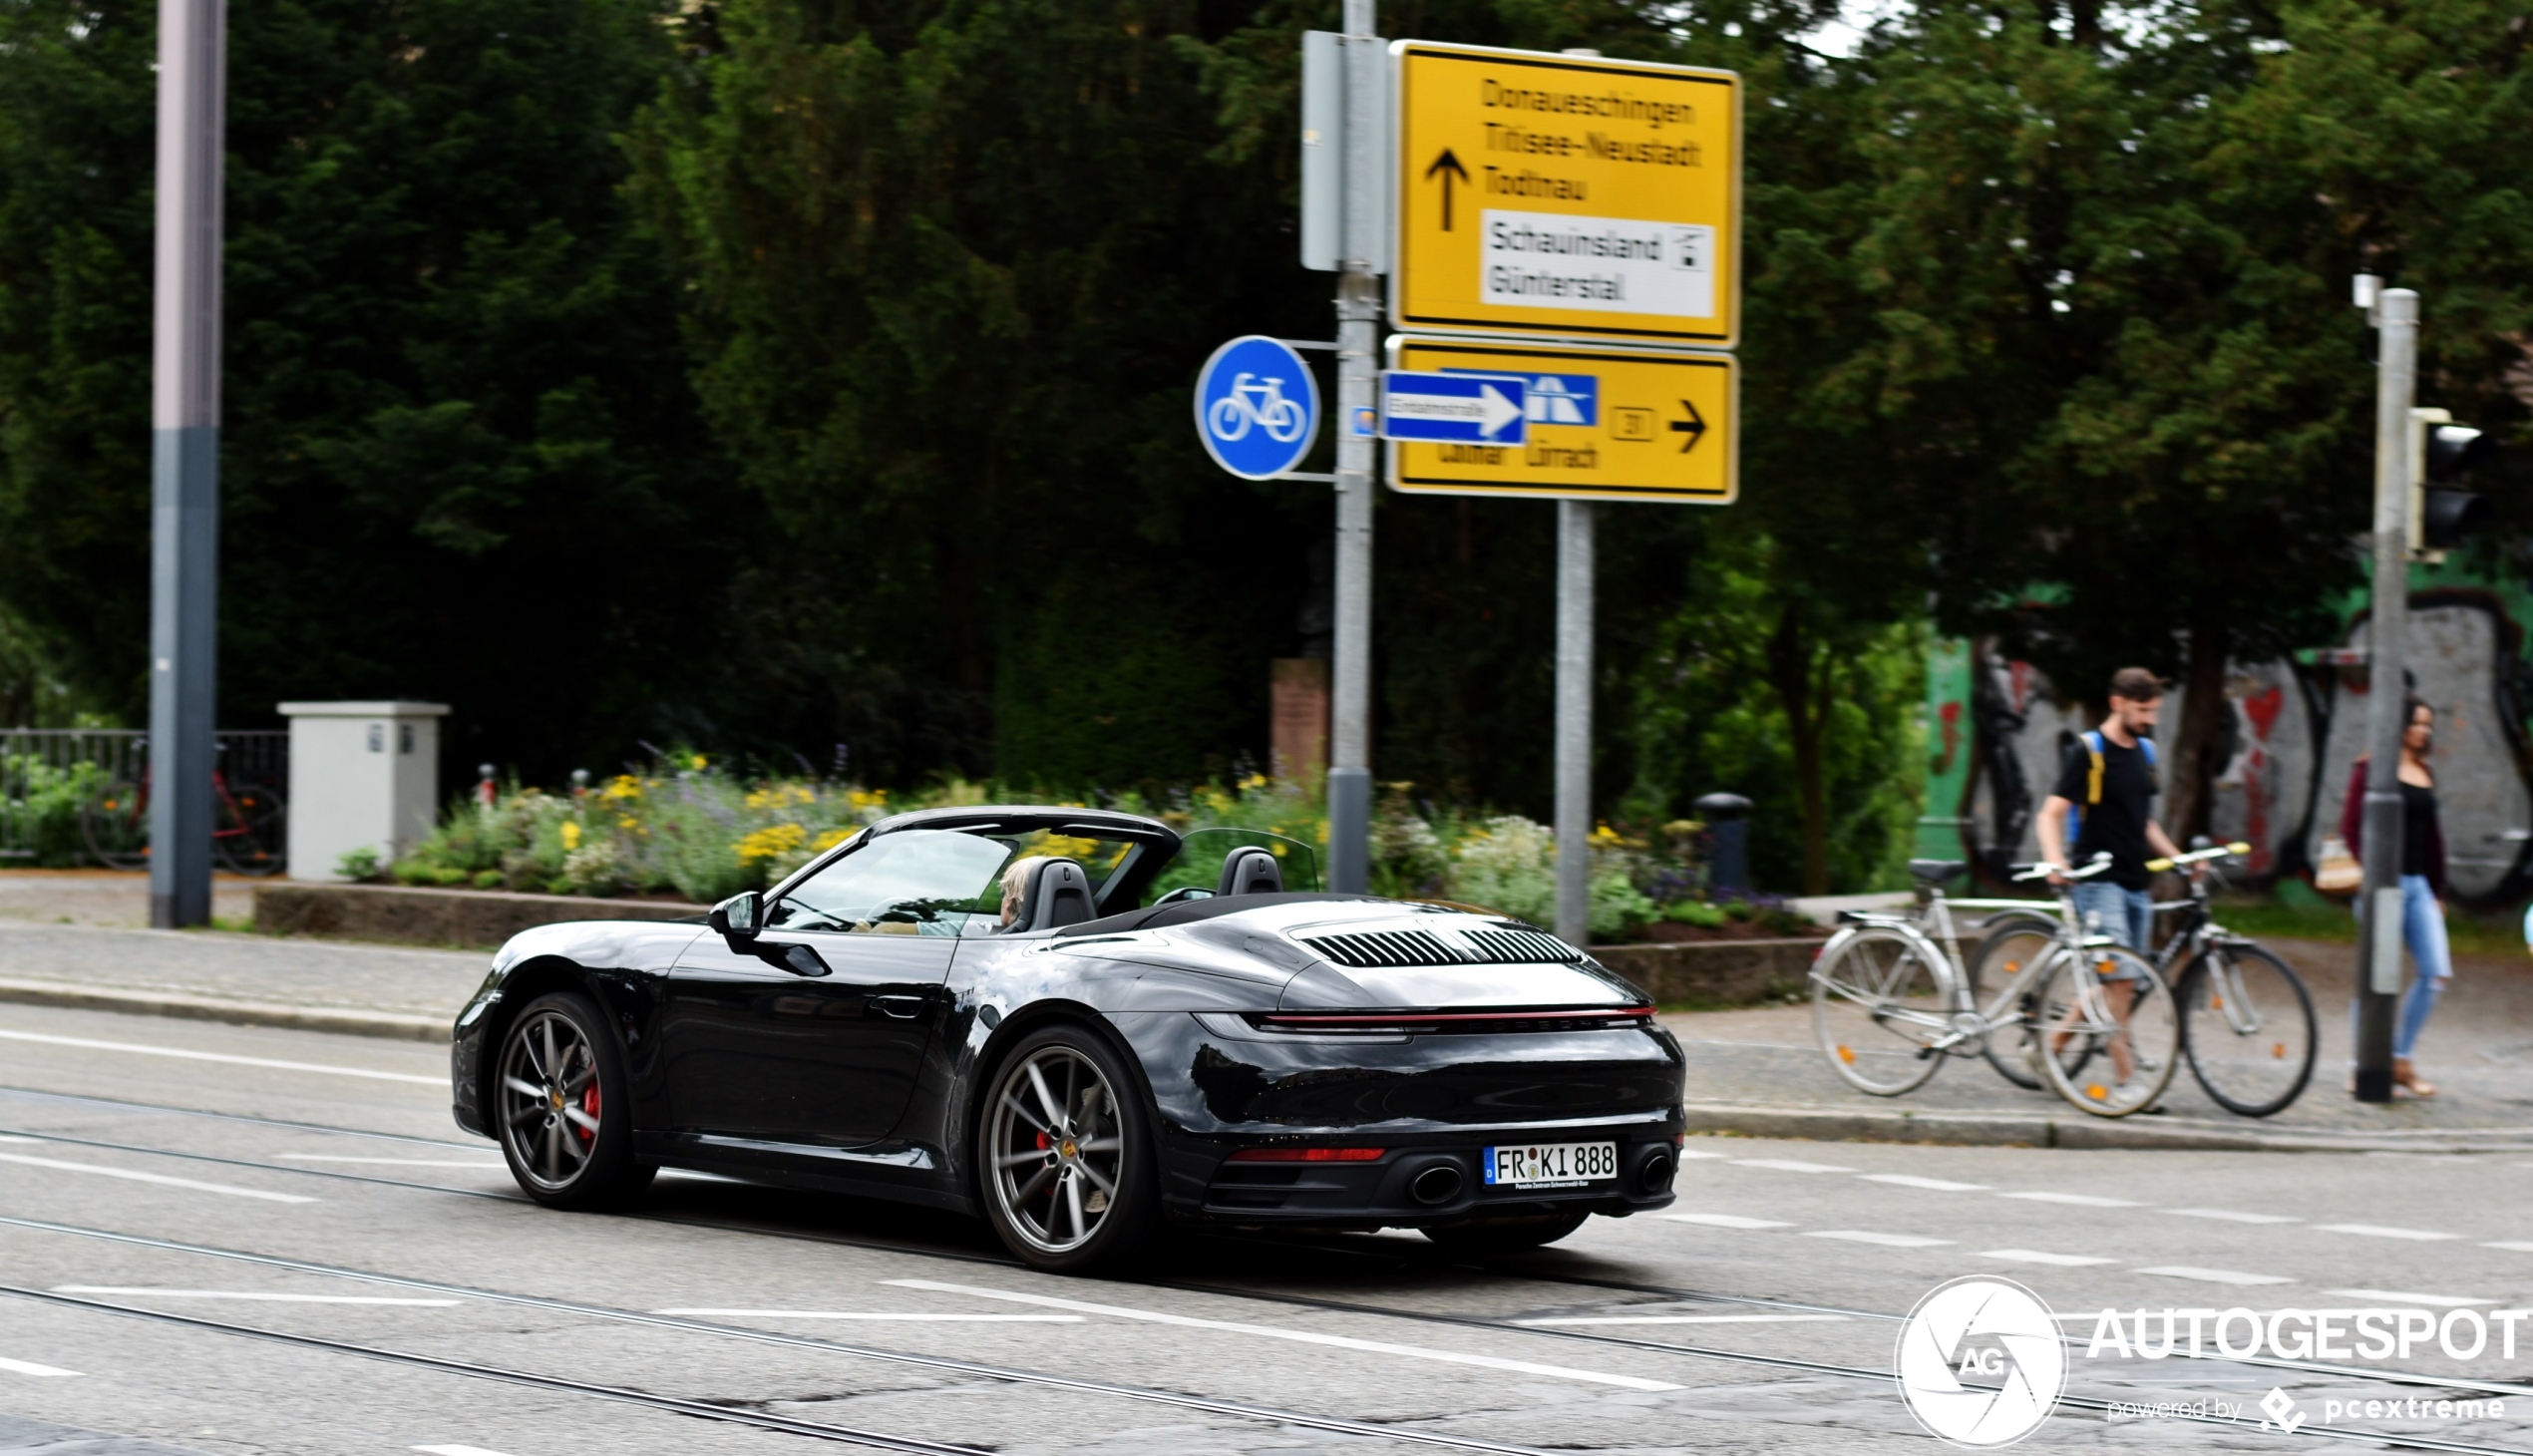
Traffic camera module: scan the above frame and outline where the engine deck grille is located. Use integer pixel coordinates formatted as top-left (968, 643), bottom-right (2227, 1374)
top-left (1295, 925), bottom-right (1583, 967)
top-left (1459, 927), bottom-right (1583, 964)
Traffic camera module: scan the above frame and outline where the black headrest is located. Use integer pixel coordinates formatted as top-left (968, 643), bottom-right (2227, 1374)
top-left (1216, 847), bottom-right (1284, 898)
top-left (1013, 858), bottom-right (1095, 931)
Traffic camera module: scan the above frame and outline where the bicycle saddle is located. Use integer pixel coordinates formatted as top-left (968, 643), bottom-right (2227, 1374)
top-left (1907, 859), bottom-right (1966, 882)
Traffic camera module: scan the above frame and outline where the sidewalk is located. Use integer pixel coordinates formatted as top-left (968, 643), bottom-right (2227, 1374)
top-left (1664, 935), bottom-right (2533, 1153)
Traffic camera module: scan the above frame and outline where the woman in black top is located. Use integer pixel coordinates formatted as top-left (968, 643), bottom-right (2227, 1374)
top-left (2338, 698), bottom-right (2450, 1097)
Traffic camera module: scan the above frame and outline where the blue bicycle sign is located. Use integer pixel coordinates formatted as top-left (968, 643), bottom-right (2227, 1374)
top-left (1195, 335), bottom-right (1319, 480)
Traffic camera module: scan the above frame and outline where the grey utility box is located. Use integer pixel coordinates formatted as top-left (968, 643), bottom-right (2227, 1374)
top-left (278, 701), bottom-right (451, 881)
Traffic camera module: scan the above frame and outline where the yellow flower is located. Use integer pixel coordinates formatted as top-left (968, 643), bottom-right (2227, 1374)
top-left (560, 822), bottom-right (582, 851)
top-left (690, 754), bottom-right (709, 770)
top-left (848, 788), bottom-right (889, 814)
top-left (616, 816), bottom-right (638, 831)
top-left (734, 823), bottom-right (808, 864)
top-left (1239, 773), bottom-right (1268, 791)
top-left (810, 827), bottom-right (853, 852)
top-left (601, 775), bottom-right (643, 802)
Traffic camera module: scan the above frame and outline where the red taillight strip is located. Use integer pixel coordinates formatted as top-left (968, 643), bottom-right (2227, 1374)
top-left (1256, 1006), bottom-right (1654, 1027)
top-left (1224, 1147), bottom-right (1386, 1163)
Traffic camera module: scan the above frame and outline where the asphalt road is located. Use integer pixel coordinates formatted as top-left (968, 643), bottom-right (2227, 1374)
top-left (2, 1001), bottom-right (2531, 1456)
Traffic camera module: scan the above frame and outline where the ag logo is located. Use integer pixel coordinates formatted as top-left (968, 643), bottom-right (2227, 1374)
top-left (1894, 1275), bottom-right (2065, 1447)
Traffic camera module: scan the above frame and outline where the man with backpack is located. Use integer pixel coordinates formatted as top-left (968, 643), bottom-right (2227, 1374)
top-left (2036, 666), bottom-right (2186, 947)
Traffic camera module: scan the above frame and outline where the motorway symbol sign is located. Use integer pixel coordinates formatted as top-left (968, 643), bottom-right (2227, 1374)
top-left (1389, 42), bottom-right (1740, 348)
top-left (1194, 335), bottom-right (1320, 480)
top-left (1386, 336), bottom-right (1736, 504)
top-left (1380, 371), bottom-right (1529, 445)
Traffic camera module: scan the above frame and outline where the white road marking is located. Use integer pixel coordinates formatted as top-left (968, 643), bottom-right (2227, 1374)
top-left (1801, 1231), bottom-right (1954, 1248)
top-left (883, 1279), bottom-right (1679, 1391)
top-left (1860, 1174), bottom-right (1989, 1192)
top-left (2483, 1242), bottom-right (2533, 1254)
top-left (2323, 1289), bottom-right (2497, 1307)
top-left (2316, 1223), bottom-right (2460, 1242)
top-left (56, 1286), bottom-right (457, 1306)
top-left (2163, 1208), bottom-right (2300, 1224)
top-left (1730, 1158), bottom-right (1855, 1174)
top-left (0, 1027), bottom-right (442, 1085)
top-left (0, 1356), bottom-right (80, 1377)
top-left (653, 1309), bottom-right (1082, 1321)
top-left (1674, 1148), bottom-right (1732, 1160)
top-left (0, 1135), bottom-right (40, 1144)
top-left (1997, 1191), bottom-right (2140, 1208)
top-left (1658, 1213), bottom-right (1793, 1230)
top-left (1977, 1250), bottom-right (2116, 1267)
top-left (414, 1447), bottom-right (520, 1456)
top-left (2135, 1267), bottom-right (2294, 1286)
top-left (1515, 1313), bottom-right (1849, 1326)
top-left (0, 1151), bottom-right (314, 1204)
top-left (274, 1155), bottom-right (506, 1169)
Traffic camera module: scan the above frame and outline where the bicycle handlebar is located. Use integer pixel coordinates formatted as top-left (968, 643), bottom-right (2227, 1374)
top-left (2010, 853), bottom-right (2113, 884)
top-left (2144, 841), bottom-right (2251, 874)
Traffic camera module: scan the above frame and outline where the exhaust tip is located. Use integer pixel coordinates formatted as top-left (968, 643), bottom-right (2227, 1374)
top-left (1638, 1151), bottom-right (1675, 1194)
top-left (1410, 1164), bottom-right (1464, 1206)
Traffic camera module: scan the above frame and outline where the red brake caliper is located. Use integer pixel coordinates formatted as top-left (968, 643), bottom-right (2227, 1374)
top-left (577, 1081), bottom-right (600, 1143)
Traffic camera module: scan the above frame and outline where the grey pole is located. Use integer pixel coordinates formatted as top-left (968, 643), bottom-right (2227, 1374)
top-left (147, 0), bottom-right (226, 928)
top-left (1553, 502), bottom-right (1596, 945)
top-left (1324, 0), bottom-right (1379, 894)
top-left (2353, 285), bottom-right (2417, 1104)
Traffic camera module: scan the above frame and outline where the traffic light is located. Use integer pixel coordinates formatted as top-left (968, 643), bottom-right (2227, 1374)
top-left (2408, 408), bottom-right (2500, 561)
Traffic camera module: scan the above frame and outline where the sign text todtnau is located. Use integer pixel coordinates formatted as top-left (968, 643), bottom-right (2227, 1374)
top-left (1385, 337), bottom-right (1736, 504)
top-left (1391, 42), bottom-right (1740, 348)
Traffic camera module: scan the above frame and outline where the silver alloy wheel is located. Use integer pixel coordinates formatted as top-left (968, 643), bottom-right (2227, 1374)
top-left (986, 1045), bottom-right (1126, 1256)
top-left (499, 1009), bottom-right (602, 1190)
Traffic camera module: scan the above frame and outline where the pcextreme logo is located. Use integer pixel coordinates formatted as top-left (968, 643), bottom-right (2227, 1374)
top-left (1895, 1276), bottom-right (2068, 1447)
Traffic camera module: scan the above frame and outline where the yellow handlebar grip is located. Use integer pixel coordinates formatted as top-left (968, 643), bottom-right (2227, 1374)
top-left (2227, 841), bottom-right (2251, 855)
top-left (2145, 858), bottom-right (2173, 873)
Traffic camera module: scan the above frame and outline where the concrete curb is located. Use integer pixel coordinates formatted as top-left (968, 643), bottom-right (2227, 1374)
top-left (1680, 1099), bottom-right (2533, 1154)
top-left (0, 976), bottom-right (447, 1043)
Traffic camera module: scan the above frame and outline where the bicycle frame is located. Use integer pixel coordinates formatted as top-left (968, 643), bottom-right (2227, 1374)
top-left (1826, 873), bottom-right (2124, 1055)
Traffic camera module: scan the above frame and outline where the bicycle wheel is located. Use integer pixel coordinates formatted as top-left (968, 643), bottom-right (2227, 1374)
top-left (1207, 394), bottom-right (1253, 441)
top-left (2179, 943), bottom-right (2317, 1117)
top-left (81, 781), bottom-right (149, 870)
top-left (2032, 946), bottom-right (2179, 1118)
top-left (1967, 913), bottom-right (2059, 1091)
top-left (215, 781), bottom-right (288, 877)
top-left (1810, 926), bottom-right (1953, 1096)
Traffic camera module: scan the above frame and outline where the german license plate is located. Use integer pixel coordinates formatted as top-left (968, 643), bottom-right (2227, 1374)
top-left (1482, 1141), bottom-right (1619, 1188)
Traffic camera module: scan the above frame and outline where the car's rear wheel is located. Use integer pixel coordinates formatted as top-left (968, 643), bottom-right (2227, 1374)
top-left (496, 991), bottom-right (653, 1210)
top-left (979, 1024), bottom-right (1160, 1274)
top-left (1422, 1210), bottom-right (1591, 1254)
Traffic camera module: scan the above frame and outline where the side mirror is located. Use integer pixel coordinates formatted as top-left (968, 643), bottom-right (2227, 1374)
top-left (709, 890), bottom-right (762, 944)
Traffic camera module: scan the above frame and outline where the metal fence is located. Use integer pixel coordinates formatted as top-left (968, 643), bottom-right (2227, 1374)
top-left (0, 729), bottom-right (288, 865)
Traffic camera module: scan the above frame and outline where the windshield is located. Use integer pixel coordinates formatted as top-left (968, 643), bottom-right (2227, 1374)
top-left (769, 825), bottom-right (1150, 936)
top-left (1145, 827), bottom-right (1322, 903)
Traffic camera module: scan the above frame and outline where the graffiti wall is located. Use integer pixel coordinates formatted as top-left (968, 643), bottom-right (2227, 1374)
top-left (1923, 584), bottom-right (2533, 905)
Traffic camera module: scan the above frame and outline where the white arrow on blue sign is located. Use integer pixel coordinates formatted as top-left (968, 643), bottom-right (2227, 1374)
top-left (1195, 335), bottom-right (1320, 480)
top-left (1379, 371), bottom-right (1528, 446)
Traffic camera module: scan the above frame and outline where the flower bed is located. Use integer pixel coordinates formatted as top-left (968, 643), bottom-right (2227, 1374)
top-left (368, 758), bottom-right (1756, 942)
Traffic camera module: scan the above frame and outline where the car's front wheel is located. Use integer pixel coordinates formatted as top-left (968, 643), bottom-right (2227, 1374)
top-left (978, 1024), bottom-right (1160, 1273)
top-left (495, 991), bottom-right (653, 1210)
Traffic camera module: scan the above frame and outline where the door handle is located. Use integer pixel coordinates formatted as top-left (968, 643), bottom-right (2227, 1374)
top-left (869, 994), bottom-right (925, 1020)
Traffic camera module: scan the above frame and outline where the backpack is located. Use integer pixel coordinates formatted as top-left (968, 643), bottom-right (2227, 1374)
top-left (2067, 729), bottom-right (2156, 844)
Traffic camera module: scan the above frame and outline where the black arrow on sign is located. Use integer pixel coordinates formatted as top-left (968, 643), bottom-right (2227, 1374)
top-left (1426, 149), bottom-right (1471, 230)
top-left (1669, 400), bottom-right (1707, 454)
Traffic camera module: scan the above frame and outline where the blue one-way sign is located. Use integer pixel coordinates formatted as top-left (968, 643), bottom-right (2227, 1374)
top-left (1379, 371), bottom-right (1528, 445)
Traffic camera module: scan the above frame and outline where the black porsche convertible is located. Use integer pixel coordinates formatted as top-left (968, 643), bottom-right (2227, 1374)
top-left (450, 805), bottom-right (1686, 1271)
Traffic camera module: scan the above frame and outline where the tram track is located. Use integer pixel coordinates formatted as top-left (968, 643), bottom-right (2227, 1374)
top-left (4, 1215), bottom-right (2527, 1456)
top-left (13, 1089), bottom-right (2533, 1422)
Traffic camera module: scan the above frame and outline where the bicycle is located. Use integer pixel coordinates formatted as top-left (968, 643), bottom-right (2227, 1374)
top-left (1207, 373), bottom-right (1308, 444)
top-left (1980, 843), bottom-right (2315, 1117)
top-left (82, 745), bottom-right (288, 877)
top-left (1809, 854), bottom-right (2180, 1118)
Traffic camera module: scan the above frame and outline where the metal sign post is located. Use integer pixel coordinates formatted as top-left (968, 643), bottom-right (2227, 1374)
top-left (1321, 0), bottom-right (1386, 894)
top-left (149, 0), bottom-right (226, 928)
top-left (1554, 502), bottom-right (1595, 945)
top-left (2353, 283), bottom-right (2418, 1104)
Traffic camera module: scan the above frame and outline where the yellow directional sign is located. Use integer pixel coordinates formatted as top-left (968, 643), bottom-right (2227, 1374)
top-left (1390, 42), bottom-right (1740, 348)
top-left (1386, 337), bottom-right (1736, 504)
